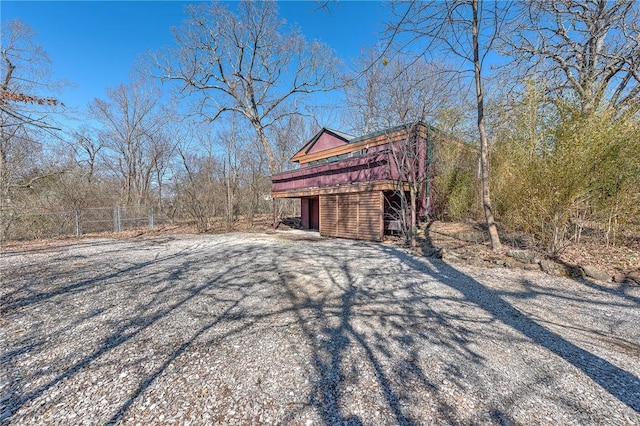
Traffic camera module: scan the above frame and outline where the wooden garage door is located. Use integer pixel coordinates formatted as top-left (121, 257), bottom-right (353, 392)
top-left (319, 191), bottom-right (383, 241)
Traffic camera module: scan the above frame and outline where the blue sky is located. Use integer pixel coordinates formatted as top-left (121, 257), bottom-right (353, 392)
top-left (2, 1), bottom-right (388, 112)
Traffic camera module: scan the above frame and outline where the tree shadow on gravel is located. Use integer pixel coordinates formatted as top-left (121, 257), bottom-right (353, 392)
top-left (275, 243), bottom-right (485, 425)
top-left (0, 240), bottom-right (183, 312)
top-left (412, 234), bottom-right (640, 413)
top-left (2, 234), bottom-right (639, 425)
top-left (276, 234), bottom-right (639, 424)
top-left (1, 240), bottom-right (268, 424)
top-left (275, 254), bottom-right (418, 425)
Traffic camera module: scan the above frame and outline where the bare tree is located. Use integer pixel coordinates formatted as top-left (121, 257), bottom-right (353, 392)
top-left (90, 75), bottom-right (173, 206)
top-left (1, 20), bottom-right (65, 240)
top-left (73, 129), bottom-right (104, 186)
top-left (218, 118), bottom-right (242, 230)
top-left (156, 0), bottom-right (339, 174)
top-left (238, 143), bottom-right (270, 227)
top-left (174, 141), bottom-right (218, 232)
top-left (148, 126), bottom-right (175, 211)
top-left (271, 114), bottom-right (315, 172)
top-left (346, 51), bottom-right (460, 135)
top-left (388, 0), bottom-right (511, 250)
top-left (388, 125), bottom-right (431, 247)
top-left (506, 0), bottom-right (640, 116)
top-left (48, 129), bottom-right (108, 212)
top-left (173, 122), bottom-right (241, 232)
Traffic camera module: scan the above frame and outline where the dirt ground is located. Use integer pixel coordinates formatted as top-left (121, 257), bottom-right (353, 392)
top-left (412, 221), bottom-right (640, 282)
top-left (1, 231), bottom-right (639, 425)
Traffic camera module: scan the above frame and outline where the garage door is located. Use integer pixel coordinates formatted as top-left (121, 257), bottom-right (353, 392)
top-left (319, 191), bottom-right (383, 241)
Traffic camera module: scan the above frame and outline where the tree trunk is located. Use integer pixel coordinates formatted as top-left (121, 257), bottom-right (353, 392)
top-left (156, 168), bottom-right (163, 212)
top-left (251, 121), bottom-right (278, 175)
top-left (225, 161), bottom-right (233, 231)
top-left (472, 0), bottom-right (501, 250)
top-left (410, 186), bottom-right (417, 248)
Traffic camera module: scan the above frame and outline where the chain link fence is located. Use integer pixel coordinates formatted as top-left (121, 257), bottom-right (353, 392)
top-left (1, 206), bottom-right (172, 241)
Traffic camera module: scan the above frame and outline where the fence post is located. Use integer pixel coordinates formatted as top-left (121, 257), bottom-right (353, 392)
top-left (149, 207), bottom-right (154, 229)
top-left (113, 205), bottom-right (121, 232)
top-left (75, 210), bottom-right (80, 236)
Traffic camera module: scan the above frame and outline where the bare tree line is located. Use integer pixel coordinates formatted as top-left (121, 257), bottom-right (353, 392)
top-left (1, 0), bottom-right (639, 253)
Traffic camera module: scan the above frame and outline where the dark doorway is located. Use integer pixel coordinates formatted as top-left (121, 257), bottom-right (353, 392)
top-left (309, 196), bottom-right (319, 230)
top-left (383, 191), bottom-right (408, 235)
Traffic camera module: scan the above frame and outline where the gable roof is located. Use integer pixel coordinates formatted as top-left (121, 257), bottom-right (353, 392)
top-left (290, 128), bottom-right (355, 162)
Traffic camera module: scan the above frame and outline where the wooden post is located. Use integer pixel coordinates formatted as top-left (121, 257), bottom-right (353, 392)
top-left (75, 210), bottom-right (80, 236)
top-left (272, 198), bottom-right (277, 229)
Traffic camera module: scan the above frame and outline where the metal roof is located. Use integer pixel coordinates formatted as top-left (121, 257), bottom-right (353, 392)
top-left (324, 128), bottom-right (355, 141)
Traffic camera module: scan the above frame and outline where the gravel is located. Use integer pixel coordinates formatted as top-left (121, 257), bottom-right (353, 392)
top-left (1, 231), bottom-right (639, 425)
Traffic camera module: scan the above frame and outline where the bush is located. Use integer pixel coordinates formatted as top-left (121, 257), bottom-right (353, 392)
top-left (493, 105), bottom-right (640, 254)
top-left (431, 135), bottom-right (480, 221)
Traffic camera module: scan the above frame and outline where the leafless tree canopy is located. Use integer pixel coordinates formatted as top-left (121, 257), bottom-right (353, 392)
top-left (89, 75), bottom-right (175, 206)
top-left (0, 21), bottom-right (65, 149)
top-left (157, 0), bottom-right (339, 174)
top-left (388, 1), bottom-right (511, 67)
top-left (345, 50), bottom-right (461, 135)
top-left (505, 0), bottom-right (640, 116)
top-left (1, 20), bottom-right (67, 240)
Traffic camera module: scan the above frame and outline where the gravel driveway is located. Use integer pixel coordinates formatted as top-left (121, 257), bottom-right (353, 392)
top-left (1, 231), bottom-right (639, 425)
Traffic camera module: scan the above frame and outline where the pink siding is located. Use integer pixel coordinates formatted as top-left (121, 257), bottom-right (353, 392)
top-left (307, 132), bottom-right (348, 154)
top-left (272, 152), bottom-right (395, 193)
top-left (300, 198), bottom-right (310, 228)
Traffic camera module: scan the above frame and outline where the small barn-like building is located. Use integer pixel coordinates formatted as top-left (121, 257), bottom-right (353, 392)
top-left (271, 122), bottom-right (443, 241)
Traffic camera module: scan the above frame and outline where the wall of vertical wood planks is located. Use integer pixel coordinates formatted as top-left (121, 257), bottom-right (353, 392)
top-left (319, 191), bottom-right (383, 241)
